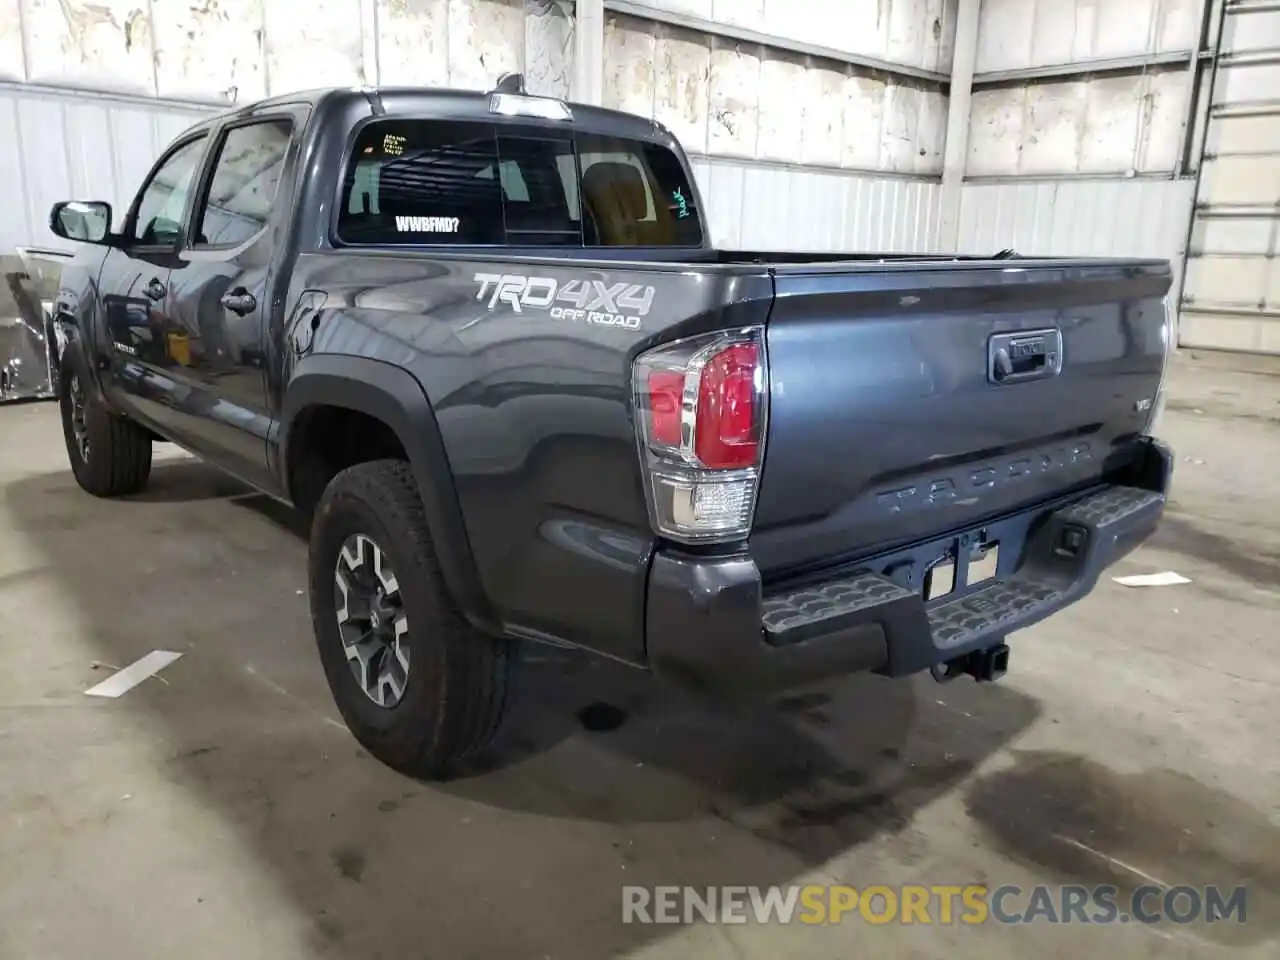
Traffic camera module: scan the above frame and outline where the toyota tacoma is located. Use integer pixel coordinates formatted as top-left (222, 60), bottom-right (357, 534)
top-left (46, 77), bottom-right (1173, 776)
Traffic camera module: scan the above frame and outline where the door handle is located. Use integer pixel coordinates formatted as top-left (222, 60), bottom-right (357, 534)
top-left (144, 278), bottom-right (167, 301)
top-left (220, 288), bottom-right (257, 316)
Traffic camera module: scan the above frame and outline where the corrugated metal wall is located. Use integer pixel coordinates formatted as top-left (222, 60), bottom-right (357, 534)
top-left (956, 177), bottom-right (1194, 330)
top-left (0, 86), bottom-right (945, 254)
top-left (0, 0), bottom-right (575, 252)
top-left (957, 0), bottom-right (1214, 341)
top-left (958, 178), bottom-right (1193, 259)
top-left (0, 0), bottom-right (954, 256)
top-left (0, 0), bottom-right (572, 102)
top-left (969, 0), bottom-right (1201, 178)
top-left (603, 2), bottom-right (953, 250)
top-left (602, 9), bottom-right (949, 176)
top-left (3, 0), bottom-right (1229, 272)
top-left (695, 159), bottom-right (942, 251)
top-left (1180, 0), bottom-right (1280, 354)
top-left (0, 86), bottom-right (210, 252)
top-left (614, 0), bottom-right (956, 73)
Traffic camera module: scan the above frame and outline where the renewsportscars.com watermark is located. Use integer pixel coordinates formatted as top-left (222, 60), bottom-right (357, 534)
top-left (622, 884), bottom-right (1249, 926)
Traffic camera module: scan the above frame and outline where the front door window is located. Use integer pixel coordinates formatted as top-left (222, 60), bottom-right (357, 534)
top-left (132, 137), bottom-right (208, 246)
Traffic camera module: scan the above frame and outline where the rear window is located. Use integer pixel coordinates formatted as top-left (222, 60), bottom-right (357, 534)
top-left (488, 131), bottom-right (581, 247)
top-left (337, 118), bottom-right (702, 248)
top-left (341, 120), bottom-right (504, 245)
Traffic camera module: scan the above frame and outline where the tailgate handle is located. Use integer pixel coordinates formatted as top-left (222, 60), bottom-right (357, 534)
top-left (988, 329), bottom-right (1062, 384)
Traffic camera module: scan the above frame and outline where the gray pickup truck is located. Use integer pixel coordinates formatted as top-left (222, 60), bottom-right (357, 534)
top-left (47, 75), bottom-right (1173, 776)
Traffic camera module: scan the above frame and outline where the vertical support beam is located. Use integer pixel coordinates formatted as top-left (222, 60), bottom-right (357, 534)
top-left (1174, 0), bottom-right (1215, 178)
top-left (573, 0), bottom-right (605, 105)
top-left (1174, 0), bottom-right (1230, 343)
top-left (359, 0), bottom-right (382, 87)
top-left (939, 0), bottom-right (981, 253)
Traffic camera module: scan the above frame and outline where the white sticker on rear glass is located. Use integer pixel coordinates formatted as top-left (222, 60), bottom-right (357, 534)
top-left (395, 216), bottom-right (460, 233)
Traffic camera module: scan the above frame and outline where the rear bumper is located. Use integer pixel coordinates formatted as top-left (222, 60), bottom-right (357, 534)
top-left (645, 436), bottom-right (1173, 695)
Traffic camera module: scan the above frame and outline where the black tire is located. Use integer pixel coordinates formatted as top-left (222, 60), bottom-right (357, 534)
top-left (59, 356), bottom-right (152, 497)
top-left (309, 459), bottom-right (510, 777)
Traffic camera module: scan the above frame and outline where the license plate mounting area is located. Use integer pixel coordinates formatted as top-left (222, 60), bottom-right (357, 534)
top-left (924, 531), bottom-right (1001, 603)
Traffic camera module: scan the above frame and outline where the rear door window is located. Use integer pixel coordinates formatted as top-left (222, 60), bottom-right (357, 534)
top-left (194, 118), bottom-right (293, 247)
top-left (337, 118), bottom-right (702, 248)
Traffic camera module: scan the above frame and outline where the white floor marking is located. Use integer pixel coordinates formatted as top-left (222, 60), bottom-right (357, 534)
top-left (1112, 571), bottom-right (1191, 587)
top-left (84, 650), bottom-right (183, 698)
top-left (244, 665), bottom-right (348, 732)
top-left (1054, 835), bottom-right (1170, 888)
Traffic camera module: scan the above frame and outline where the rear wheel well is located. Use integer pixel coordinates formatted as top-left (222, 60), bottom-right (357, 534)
top-left (287, 405), bottom-right (408, 516)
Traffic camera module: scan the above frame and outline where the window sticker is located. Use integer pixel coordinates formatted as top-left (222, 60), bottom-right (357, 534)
top-left (672, 187), bottom-right (690, 219)
top-left (395, 216), bottom-right (461, 233)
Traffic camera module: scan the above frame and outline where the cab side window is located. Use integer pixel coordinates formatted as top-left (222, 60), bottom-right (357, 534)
top-left (194, 119), bottom-right (293, 247)
top-left (131, 136), bottom-right (208, 246)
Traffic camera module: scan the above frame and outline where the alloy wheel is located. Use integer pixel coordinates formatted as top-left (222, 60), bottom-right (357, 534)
top-left (334, 533), bottom-right (410, 707)
top-left (69, 374), bottom-right (90, 462)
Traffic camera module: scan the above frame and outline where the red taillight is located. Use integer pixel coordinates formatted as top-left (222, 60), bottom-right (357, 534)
top-left (646, 369), bottom-right (685, 446)
top-left (694, 342), bottom-right (759, 468)
top-left (632, 328), bottom-right (766, 543)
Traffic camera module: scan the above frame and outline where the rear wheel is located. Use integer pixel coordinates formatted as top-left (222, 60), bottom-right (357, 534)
top-left (59, 357), bottom-right (152, 497)
top-left (309, 459), bottom-right (510, 777)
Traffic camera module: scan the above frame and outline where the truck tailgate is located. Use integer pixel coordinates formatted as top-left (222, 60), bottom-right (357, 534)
top-left (752, 259), bottom-right (1172, 578)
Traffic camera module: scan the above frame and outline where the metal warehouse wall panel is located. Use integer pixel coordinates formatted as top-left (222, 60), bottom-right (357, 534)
top-left (958, 178), bottom-right (1193, 259)
top-left (1180, 3), bottom-right (1280, 354)
top-left (975, 0), bottom-right (1198, 72)
top-left (625, 0), bottom-right (957, 73)
top-left (692, 159), bottom-right (943, 253)
top-left (604, 11), bottom-right (948, 177)
top-left (957, 177), bottom-right (1195, 330)
top-left (1, 87), bottom-right (942, 258)
top-left (0, 88), bottom-right (211, 253)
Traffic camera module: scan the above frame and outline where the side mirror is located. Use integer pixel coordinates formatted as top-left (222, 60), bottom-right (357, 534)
top-left (49, 201), bottom-right (114, 245)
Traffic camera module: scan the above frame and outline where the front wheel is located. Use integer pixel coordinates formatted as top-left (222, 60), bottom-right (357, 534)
top-left (59, 357), bottom-right (152, 497)
top-left (308, 459), bottom-right (511, 777)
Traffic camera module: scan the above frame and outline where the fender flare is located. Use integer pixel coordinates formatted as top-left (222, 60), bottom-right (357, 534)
top-left (281, 354), bottom-right (495, 631)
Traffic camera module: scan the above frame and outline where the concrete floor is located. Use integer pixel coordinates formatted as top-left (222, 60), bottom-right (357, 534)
top-left (0, 352), bottom-right (1277, 960)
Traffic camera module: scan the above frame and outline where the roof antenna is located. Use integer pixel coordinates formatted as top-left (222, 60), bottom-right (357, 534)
top-left (493, 72), bottom-right (525, 95)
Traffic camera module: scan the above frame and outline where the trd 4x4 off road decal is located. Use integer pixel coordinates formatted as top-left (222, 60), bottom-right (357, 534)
top-left (473, 273), bottom-right (655, 330)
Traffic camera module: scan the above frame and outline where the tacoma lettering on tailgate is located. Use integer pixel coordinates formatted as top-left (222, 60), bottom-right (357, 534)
top-left (875, 442), bottom-right (1095, 515)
